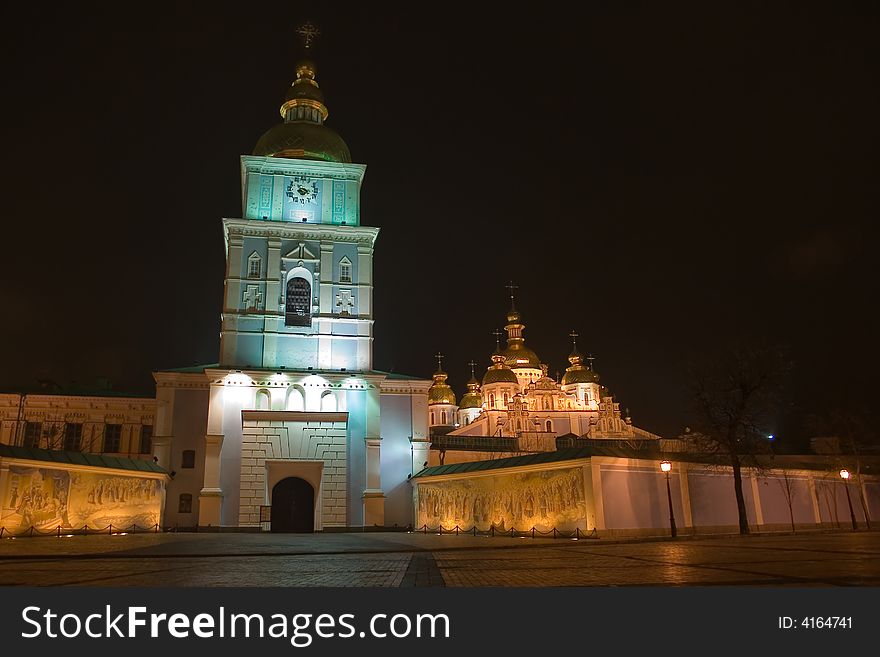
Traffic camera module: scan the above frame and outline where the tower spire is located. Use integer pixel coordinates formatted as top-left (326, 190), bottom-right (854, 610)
top-left (505, 280), bottom-right (518, 311)
top-left (491, 329), bottom-right (504, 351)
top-left (434, 351), bottom-right (445, 373)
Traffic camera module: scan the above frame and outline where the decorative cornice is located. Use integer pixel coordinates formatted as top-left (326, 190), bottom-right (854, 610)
top-left (223, 218), bottom-right (379, 246)
top-left (240, 155), bottom-right (366, 183)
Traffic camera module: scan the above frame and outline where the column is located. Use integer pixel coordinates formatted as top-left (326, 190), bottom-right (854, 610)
top-left (807, 476), bottom-right (822, 526)
top-left (152, 385), bottom-right (175, 469)
top-left (0, 464), bottom-right (8, 531)
top-left (262, 237), bottom-right (282, 367)
top-left (362, 387), bottom-right (384, 526)
top-left (750, 471), bottom-right (764, 529)
top-left (678, 462), bottom-right (694, 529)
top-left (199, 383), bottom-right (225, 526)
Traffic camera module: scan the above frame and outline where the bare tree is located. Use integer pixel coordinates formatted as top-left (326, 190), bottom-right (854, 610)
top-left (806, 404), bottom-right (874, 529)
top-left (776, 469), bottom-right (797, 533)
top-left (685, 344), bottom-right (791, 535)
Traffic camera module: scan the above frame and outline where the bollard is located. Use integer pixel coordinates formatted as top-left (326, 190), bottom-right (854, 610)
top-left (553, 528), bottom-right (557, 538)
top-left (531, 527), bottom-right (535, 538)
top-left (455, 525), bottom-right (459, 535)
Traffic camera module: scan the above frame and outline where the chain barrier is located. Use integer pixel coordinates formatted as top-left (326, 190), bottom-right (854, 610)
top-left (0, 523), bottom-right (163, 539)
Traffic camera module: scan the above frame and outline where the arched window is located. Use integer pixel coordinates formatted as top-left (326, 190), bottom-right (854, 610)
top-left (489, 394), bottom-right (495, 408)
top-left (255, 389), bottom-right (270, 410)
top-left (502, 392), bottom-right (509, 406)
top-left (285, 277), bottom-right (311, 326)
top-left (543, 397), bottom-right (549, 410)
top-left (178, 494), bottom-right (193, 514)
top-left (546, 420), bottom-right (553, 433)
top-left (430, 411), bottom-right (435, 425)
top-left (320, 390), bottom-right (337, 412)
top-left (286, 386), bottom-right (305, 411)
top-left (247, 252), bottom-right (262, 279)
top-left (441, 411), bottom-right (447, 425)
top-left (339, 257), bottom-right (352, 283)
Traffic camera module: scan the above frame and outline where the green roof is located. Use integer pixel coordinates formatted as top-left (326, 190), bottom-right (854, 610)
top-left (372, 370), bottom-right (427, 381)
top-left (414, 447), bottom-right (595, 478)
top-left (0, 444), bottom-right (167, 475)
top-left (157, 363), bottom-right (219, 373)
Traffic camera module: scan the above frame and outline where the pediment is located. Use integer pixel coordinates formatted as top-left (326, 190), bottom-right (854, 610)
top-left (282, 242), bottom-right (318, 261)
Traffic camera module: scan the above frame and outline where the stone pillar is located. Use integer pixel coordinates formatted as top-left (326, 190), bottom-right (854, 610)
top-left (750, 472), bottom-right (764, 529)
top-left (588, 460), bottom-right (606, 532)
top-left (0, 464), bottom-right (9, 527)
top-left (363, 387), bottom-right (384, 526)
top-left (363, 438), bottom-right (385, 526)
top-left (678, 463), bottom-right (694, 529)
top-left (199, 383), bottom-right (225, 527)
top-left (152, 385), bottom-right (175, 469)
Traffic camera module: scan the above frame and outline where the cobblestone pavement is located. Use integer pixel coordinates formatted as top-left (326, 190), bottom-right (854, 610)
top-left (0, 531), bottom-right (877, 587)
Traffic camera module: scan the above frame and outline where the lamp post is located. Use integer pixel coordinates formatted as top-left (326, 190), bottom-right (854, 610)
top-left (660, 460), bottom-right (677, 538)
top-left (839, 469), bottom-right (858, 531)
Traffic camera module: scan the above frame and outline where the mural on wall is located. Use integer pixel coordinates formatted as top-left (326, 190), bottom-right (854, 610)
top-left (1, 466), bottom-right (162, 531)
top-left (417, 467), bottom-right (586, 532)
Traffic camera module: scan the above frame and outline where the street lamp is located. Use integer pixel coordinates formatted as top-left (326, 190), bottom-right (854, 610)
top-left (839, 469), bottom-right (858, 531)
top-left (660, 460), bottom-right (677, 538)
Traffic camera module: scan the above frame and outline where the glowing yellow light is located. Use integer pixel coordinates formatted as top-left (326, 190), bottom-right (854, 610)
top-left (660, 460), bottom-right (672, 472)
top-left (839, 469), bottom-right (850, 480)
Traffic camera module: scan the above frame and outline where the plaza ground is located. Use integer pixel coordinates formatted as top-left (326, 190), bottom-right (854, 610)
top-left (0, 530), bottom-right (877, 587)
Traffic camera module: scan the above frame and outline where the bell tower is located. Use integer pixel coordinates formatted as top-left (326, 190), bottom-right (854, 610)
top-left (219, 24), bottom-right (378, 372)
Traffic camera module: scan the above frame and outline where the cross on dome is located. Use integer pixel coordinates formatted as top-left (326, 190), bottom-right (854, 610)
top-left (296, 21), bottom-right (321, 49)
top-left (505, 280), bottom-right (518, 309)
top-left (435, 352), bottom-right (444, 372)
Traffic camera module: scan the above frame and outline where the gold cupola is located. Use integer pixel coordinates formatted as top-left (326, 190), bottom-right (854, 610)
top-left (459, 360), bottom-right (484, 409)
top-left (428, 353), bottom-right (457, 405)
top-left (561, 330), bottom-right (601, 385)
top-left (253, 22), bottom-right (351, 163)
top-left (483, 331), bottom-right (520, 385)
top-left (501, 283), bottom-right (541, 369)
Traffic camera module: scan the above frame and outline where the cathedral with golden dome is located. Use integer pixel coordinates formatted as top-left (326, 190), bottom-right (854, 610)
top-left (426, 288), bottom-right (661, 464)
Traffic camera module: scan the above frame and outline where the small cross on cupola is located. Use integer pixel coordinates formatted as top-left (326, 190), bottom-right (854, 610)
top-left (296, 21), bottom-right (321, 49)
top-left (435, 352), bottom-right (445, 373)
top-left (505, 280), bottom-right (519, 310)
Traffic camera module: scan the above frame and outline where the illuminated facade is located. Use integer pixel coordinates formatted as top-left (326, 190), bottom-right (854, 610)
top-left (427, 301), bottom-right (660, 467)
top-left (151, 32), bottom-right (431, 531)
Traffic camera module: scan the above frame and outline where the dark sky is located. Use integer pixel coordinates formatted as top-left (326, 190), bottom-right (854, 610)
top-left (1, 3), bottom-right (877, 442)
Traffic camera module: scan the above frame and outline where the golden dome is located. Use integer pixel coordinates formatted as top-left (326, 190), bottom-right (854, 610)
top-left (253, 49), bottom-right (351, 163)
top-left (483, 368), bottom-right (519, 385)
top-left (428, 369), bottom-right (457, 405)
top-left (459, 374), bottom-right (483, 409)
top-left (503, 343), bottom-right (542, 369)
top-left (253, 122), bottom-right (351, 162)
top-left (459, 391), bottom-right (483, 409)
top-left (561, 366), bottom-right (600, 385)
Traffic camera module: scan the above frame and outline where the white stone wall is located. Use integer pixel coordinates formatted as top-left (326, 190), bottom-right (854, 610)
top-left (239, 417), bottom-right (348, 527)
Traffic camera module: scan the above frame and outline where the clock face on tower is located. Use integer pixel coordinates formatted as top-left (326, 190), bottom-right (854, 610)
top-left (286, 176), bottom-right (319, 205)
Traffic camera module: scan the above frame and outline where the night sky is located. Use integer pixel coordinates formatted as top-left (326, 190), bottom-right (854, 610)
top-left (1, 3), bottom-right (877, 443)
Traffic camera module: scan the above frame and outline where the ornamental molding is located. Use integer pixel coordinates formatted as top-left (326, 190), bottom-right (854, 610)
top-left (223, 218), bottom-right (379, 246)
top-left (240, 155), bottom-right (366, 184)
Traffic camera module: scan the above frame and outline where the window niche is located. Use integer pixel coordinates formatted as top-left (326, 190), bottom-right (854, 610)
top-left (247, 252), bottom-right (262, 279)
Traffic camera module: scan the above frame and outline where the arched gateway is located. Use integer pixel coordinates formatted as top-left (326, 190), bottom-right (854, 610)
top-left (270, 477), bottom-right (315, 532)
